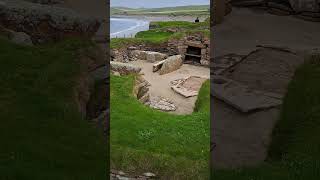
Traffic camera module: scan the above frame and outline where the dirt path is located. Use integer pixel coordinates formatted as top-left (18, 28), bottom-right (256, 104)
top-left (130, 60), bottom-right (209, 115)
top-left (211, 7), bottom-right (320, 168)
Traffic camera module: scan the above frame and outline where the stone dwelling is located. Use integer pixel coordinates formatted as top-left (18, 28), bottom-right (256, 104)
top-left (168, 34), bottom-right (210, 66)
top-left (112, 33), bottom-right (210, 67)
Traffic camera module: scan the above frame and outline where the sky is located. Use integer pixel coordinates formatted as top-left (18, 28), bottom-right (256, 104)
top-left (110, 0), bottom-right (209, 8)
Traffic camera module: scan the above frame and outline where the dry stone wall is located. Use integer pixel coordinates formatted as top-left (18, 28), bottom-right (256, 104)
top-left (168, 34), bottom-right (210, 66)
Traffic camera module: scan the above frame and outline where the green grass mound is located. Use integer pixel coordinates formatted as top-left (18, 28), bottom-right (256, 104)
top-left (110, 75), bottom-right (210, 179)
top-left (212, 55), bottom-right (320, 179)
top-left (0, 38), bottom-right (106, 180)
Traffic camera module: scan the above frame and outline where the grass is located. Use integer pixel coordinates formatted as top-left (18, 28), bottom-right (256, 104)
top-left (110, 76), bottom-right (210, 179)
top-left (111, 19), bottom-right (209, 49)
top-left (111, 5), bottom-right (210, 16)
top-left (0, 38), bottom-right (107, 180)
top-left (135, 30), bottom-right (174, 43)
top-left (212, 55), bottom-right (320, 179)
top-left (110, 38), bottom-right (144, 49)
top-left (150, 21), bottom-right (209, 29)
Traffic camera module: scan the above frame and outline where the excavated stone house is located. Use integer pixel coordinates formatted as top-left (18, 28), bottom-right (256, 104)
top-left (111, 34), bottom-right (210, 66)
top-left (111, 33), bottom-right (210, 67)
top-left (168, 35), bottom-right (210, 66)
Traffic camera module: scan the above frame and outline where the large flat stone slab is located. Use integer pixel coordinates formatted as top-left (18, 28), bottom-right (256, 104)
top-left (211, 53), bottom-right (245, 75)
top-left (211, 76), bottom-right (283, 113)
top-left (223, 47), bottom-right (305, 95)
top-left (172, 76), bottom-right (207, 98)
top-left (110, 61), bottom-right (141, 75)
top-left (130, 50), bottom-right (167, 62)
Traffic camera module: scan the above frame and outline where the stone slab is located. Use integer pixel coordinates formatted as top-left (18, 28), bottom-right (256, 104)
top-left (211, 76), bottom-right (282, 113)
top-left (110, 61), bottom-right (141, 75)
top-left (152, 60), bottom-right (165, 72)
top-left (171, 76), bottom-right (207, 98)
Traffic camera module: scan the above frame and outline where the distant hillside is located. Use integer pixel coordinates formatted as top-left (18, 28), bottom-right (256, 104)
top-left (110, 5), bottom-right (210, 16)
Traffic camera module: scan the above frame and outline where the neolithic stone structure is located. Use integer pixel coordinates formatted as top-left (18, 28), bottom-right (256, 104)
top-left (168, 34), bottom-right (210, 66)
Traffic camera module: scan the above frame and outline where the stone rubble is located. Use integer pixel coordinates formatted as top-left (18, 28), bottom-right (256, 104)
top-left (0, 0), bottom-right (101, 44)
top-left (110, 170), bottom-right (157, 180)
top-left (110, 170), bottom-right (156, 180)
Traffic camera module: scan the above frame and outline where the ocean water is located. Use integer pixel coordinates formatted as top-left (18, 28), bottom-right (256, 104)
top-left (110, 18), bottom-right (149, 38)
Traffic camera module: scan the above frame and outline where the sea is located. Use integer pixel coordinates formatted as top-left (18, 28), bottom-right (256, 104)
top-left (110, 18), bottom-right (149, 38)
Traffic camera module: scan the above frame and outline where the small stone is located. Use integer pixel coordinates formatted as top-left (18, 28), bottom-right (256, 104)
top-left (118, 171), bottom-right (125, 175)
top-left (143, 172), bottom-right (156, 177)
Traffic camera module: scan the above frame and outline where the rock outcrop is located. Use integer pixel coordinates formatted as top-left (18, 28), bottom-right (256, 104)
top-left (0, 0), bottom-right (101, 44)
top-left (159, 55), bottom-right (183, 75)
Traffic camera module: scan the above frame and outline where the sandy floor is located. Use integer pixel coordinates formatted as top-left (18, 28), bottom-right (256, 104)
top-left (211, 7), bottom-right (320, 168)
top-left (130, 60), bottom-right (209, 115)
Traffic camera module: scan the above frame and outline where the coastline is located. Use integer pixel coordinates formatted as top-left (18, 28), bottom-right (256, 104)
top-left (110, 14), bottom-right (209, 38)
top-left (110, 17), bottom-right (149, 38)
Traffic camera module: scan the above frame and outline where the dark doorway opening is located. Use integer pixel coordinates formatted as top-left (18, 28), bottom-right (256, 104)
top-left (185, 46), bottom-right (201, 65)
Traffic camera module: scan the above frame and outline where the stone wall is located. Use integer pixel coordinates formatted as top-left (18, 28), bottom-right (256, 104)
top-left (168, 34), bottom-right (210, 66)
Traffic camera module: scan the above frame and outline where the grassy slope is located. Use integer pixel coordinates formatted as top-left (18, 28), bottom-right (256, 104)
top-left (111, 5), bottom-right (209, 16)
top-left (212, 55), bottom-right (320, 179)
top-left (111, 19), bottom-right (210, 49)
top-left (0, 38), bottom-right (107, 180)
top-left (110, 76), bottom-right (210, 179)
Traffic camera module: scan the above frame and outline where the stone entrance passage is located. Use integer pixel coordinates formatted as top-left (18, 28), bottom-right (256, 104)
top-left (185, 46), bottom-right (202, 65)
